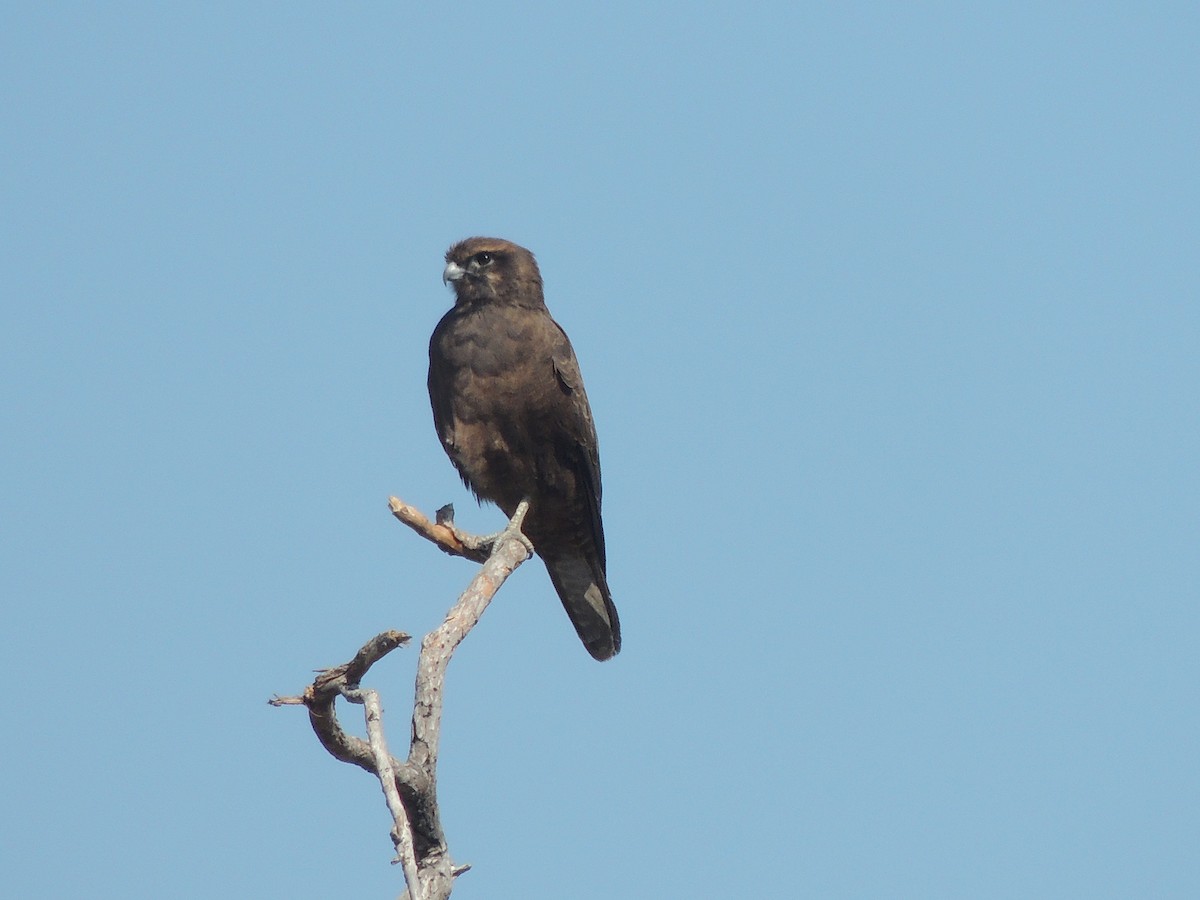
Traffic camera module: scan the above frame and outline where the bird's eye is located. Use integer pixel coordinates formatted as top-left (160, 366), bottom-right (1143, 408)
top-left (474, 252), bottom-right (493, 266)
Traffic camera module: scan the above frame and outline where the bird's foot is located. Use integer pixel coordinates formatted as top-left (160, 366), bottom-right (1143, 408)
top-left (437, 499), bottom-right (533, 557)
top-left (435, 500), bottom-right (533, 556)
top-left (486, 499), bottom-right (534, 556)
top-left (435, 504), bottom-right (494, 557)
top-left (498, 522), bottom-right (534, 557)
top-left (451, 525), bottom-right (504, 553)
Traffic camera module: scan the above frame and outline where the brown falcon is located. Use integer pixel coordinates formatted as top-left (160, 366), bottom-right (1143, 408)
top-left (428, 237), bottom-right (620, 660)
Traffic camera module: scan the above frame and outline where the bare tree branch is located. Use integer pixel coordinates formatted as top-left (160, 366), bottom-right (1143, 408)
top-left (271, 497), bottom-right (533, 899)
top-left (341, 685), bottom-right (424, 900)
top-left (388, 496), bottom-right (490, 563)
top-left (410, 499), bottom-right (531, 780)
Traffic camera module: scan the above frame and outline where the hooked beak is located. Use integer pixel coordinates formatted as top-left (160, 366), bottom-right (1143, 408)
top-left (442, 260), bottom-right (465, 285)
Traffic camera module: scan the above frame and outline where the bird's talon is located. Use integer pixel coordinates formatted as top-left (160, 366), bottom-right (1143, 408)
top-left (505, 527), bottom-right (534, 555)
top-left (451, 526), bottom-right (502, 553)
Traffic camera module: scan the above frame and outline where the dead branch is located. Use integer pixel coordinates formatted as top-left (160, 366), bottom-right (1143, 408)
top-left (388, 497), bottom-right (490, 563)
top-left (342, 684), bottom-right (424, 898)
top-left (271, 498), bottom-right (532, 900)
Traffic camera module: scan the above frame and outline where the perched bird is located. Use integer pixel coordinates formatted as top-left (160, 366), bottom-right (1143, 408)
top-left (428, 237), bottom-right (620, 661)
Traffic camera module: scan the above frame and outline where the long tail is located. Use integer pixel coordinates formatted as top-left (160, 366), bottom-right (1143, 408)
top-left (543, 554), bottom-right (621, 661)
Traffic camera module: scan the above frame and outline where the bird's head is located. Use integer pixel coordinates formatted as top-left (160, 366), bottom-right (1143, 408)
top-left (442, 237), bottom-right (544, 308)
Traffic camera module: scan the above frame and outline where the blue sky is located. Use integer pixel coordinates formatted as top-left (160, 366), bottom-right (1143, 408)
top-left (2, 3), bottom-right (1197, 897)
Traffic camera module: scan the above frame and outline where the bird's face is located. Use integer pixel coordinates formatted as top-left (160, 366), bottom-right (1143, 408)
top-left (442, 237), bottom-right (544, 308)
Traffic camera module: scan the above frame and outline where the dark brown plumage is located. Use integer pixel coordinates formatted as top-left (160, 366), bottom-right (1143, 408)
top-left (428, 237), bottom-right (620, 660)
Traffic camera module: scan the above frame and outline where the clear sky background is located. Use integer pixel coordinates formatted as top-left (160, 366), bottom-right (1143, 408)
top-left (2, 3), bottom-right (1197, 898)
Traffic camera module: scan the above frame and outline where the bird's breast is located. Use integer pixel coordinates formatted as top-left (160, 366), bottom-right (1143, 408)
top-left (431, 306), bottom-right (563, 509)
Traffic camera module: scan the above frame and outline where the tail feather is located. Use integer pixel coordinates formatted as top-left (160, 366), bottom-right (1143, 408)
top-left (544, 554), bottom-right (621, 661)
